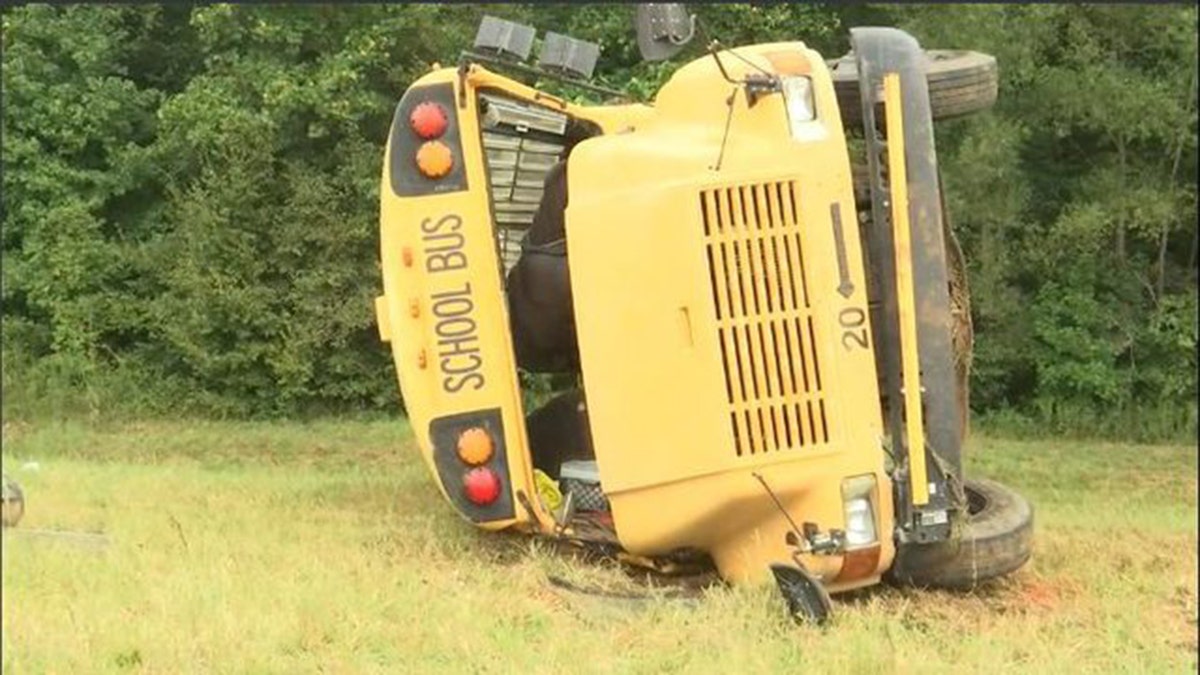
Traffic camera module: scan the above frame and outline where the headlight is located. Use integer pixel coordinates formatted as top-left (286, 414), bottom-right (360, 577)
top-left (841, 475), bottom-right (879, 548)
top-left (782, 76), bottom-right (816, 135)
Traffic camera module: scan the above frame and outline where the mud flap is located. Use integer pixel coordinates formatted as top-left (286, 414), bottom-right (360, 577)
top-left (852, 27), bottom-right (964, 542)
top-left (770, 563), bottom-right (833, 625)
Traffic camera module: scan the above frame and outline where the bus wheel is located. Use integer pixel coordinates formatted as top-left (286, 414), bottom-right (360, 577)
top-left (830, 50), bottom-right (998, 128)
top-left (888, 478), bottom-right (1033, 590)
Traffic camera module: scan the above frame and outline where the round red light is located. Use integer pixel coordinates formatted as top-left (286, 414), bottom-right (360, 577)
top-left (410, 102), bottom-right (448, 139)
top-left (463, 467), bottom-right (502, 506)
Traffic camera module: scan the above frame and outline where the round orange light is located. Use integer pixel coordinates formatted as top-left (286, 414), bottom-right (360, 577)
top-left (415, 141), bottom-right (453, 179)
top-left (456, 427), bottom-right (494, 466)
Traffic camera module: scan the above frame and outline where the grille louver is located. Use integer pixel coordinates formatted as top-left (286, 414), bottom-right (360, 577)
top-left (478, 93), bottom-right (568, 276)
top-left (700, 181), bottom-right (831, 457)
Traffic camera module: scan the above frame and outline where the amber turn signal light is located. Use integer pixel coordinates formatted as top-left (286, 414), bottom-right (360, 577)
top-left (456, 427), bottom-right (494, 466)
top-left (415, 141), bottom-right (453, 179)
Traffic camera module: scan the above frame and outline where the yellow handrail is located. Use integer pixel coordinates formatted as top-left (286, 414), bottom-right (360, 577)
top-left (883, 72), bottom-right (929, 506)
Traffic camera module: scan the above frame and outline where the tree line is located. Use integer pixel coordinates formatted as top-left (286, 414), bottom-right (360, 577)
top-left (2, 4), bottom-right (1195, 440)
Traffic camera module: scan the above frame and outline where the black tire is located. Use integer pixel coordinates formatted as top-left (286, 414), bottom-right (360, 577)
top-left (829, 50), bottom-right (998, 127)
top-left (888, 478), bottom-right (1033, 590)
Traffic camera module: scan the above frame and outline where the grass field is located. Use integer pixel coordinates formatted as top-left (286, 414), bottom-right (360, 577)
top-left (2, 418), bottom-right (1196, 673)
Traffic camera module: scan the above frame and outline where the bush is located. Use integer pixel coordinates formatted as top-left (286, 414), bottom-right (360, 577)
top-left (2, 5), bottom-right (1195, 441)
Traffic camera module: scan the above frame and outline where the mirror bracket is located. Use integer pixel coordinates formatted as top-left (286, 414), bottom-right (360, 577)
top-left (636, 4), bottom-right (697, 62)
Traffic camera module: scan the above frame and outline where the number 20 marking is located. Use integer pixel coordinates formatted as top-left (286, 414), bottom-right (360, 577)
top-left (839, 307), bottom-right (869, 351)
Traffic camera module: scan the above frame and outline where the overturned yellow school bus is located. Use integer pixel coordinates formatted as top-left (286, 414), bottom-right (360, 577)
top-left (376, 11), bottom-right (1031, 621)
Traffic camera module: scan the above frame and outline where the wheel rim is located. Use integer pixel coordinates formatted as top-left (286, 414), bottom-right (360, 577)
top-left (965, 484), bottom-right (989, 516)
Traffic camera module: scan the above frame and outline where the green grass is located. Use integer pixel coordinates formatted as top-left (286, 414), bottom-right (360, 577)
top-left (2, 419), bottom-right (1196, 673)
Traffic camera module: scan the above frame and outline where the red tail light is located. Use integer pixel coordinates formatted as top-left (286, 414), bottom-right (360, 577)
top-left (463, 467), bottom-right (502, 505)
top-left (410, 101), bottom-right (448, 139)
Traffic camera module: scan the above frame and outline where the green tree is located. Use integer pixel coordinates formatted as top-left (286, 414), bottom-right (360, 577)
top-left (2, 4), bottom-right (1194, 439)
top-left (895, 4), bottom-right (1197, 439)
top-left (146, 5), bottom-right (478, 415)
top-left (2, 6), bottom-right (189, 416)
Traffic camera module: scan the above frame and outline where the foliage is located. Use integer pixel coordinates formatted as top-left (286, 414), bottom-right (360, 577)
top-left (2, 4), bottom-right (1196, 439)
top-left (3, 5), bottom-right (474, 417)
top-left (889, 4), bottom-right (1198, 440)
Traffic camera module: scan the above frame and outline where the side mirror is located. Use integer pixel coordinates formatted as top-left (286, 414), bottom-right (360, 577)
top-left (635, 4), bottom-right (696, 62)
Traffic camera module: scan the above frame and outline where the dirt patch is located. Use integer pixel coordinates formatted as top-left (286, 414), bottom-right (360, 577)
top-left (1006, 577), bottom-right (1080, 613)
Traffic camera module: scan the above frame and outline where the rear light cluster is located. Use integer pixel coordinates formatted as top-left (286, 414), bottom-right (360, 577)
top-left (409, 101), bottom-right (454, 179)
top-left (427, 409), bottom-right (513, 522)
top-left (389, 83), bottom-right (465, 197)
top-left (456, 427), bottom-right (502, 505)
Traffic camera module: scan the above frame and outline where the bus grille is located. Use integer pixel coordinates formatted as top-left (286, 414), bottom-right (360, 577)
top-left (700, 181), bottom-right (830, 457)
